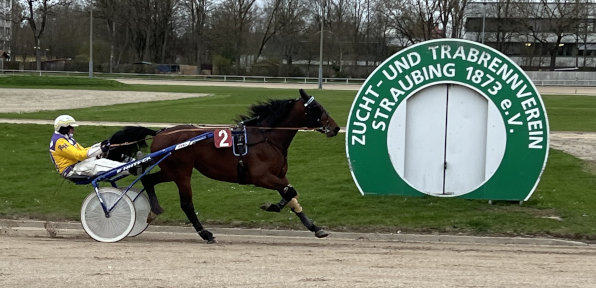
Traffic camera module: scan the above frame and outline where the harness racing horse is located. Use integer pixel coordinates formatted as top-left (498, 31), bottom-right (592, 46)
top-left (107, 89), bottom-right (340, 243)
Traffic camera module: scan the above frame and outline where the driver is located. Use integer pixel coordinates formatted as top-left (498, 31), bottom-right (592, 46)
top-left (49, 115), bottom-right (126, 178)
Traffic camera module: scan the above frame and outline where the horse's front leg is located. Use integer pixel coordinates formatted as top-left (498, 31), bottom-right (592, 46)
top-left (175, 177), bottom-right (216, 244)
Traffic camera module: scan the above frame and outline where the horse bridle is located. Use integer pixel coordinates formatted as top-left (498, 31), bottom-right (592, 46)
top-left (303, 96), bottom-right (332, 134)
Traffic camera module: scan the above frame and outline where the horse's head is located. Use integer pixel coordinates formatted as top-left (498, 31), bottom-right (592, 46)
top-left (299, 89), bottom-right (340, 137)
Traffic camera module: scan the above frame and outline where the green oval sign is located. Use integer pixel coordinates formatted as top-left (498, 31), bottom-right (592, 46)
top-left (346, 39), bottom-right (549, 201)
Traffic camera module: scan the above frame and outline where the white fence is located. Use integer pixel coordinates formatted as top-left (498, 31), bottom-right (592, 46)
top-left (525, 71), bottom-right (596, 87)
top-left (1, 69), bottom-right (596, 86)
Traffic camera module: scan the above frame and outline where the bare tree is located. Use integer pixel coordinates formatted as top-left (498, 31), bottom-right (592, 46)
top-left (327, 0), bottom-right (349, 73)
top-left (273, 0), bottom-right (307, 75)
top-left (577, 0), bottom-right (596, 68)
top-left (17, 0), bottom-right (72, 70)
top-left (43, 4), bottom-right (87, 60)
top-left (521, 0), bottom-right (589, 70)
top-left (182, 0), bottom-right (211, 73)
top-left (441, 0), bottom-right (469, 38)
top-left (253, 0), bottom-right (283, 66)
top-left (149, 0), bottom-right (179, 63)
top-left (492, 0), bottom-right (524, 53)
top-left (381, 0), bottom-right (441, 45)
top-left (117, 0), bottom-right (151, 63)
top-left (214, 0), bottom-right (258, 74)
top-left (94, 0), bottom-right (128, 72)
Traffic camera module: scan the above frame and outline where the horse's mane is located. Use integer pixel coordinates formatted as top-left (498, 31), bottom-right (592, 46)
top-left (236, 99), bottom-right (297, 127)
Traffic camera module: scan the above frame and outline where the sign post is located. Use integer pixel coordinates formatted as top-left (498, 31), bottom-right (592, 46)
top-left (346, 39), bottom-right (549, 201)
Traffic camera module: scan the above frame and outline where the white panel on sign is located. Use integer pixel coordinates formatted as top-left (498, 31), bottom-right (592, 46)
top-left (387, 101), bottom-right (407, 177)
top-left (444, 85), bottom-right (488, 195)
top-left (485, 102), bottom-right (507, 180)
top-left (403, 85), bottom-right (447, 194)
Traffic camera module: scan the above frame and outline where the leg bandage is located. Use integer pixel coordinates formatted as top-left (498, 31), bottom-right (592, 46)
top-left (287, 198), bottom-right (302, 213)
top-left (282, 185), bottom-right (298, 202)
top-left (295, 211), bottom-right (320, 232)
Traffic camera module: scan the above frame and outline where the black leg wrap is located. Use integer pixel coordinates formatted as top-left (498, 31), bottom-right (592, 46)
top-left (261, 203), bottom-right (282, 212)
top-left (260, 198), bottom-right (288, 213)
top-left (294, 211), bottom-right (320, 232)
top-left (198, 230), bottom-right (216, 243)
top-left (282, 185), bottom-right (298, 202)
top-left (277, 198), bottom-right (288, 209)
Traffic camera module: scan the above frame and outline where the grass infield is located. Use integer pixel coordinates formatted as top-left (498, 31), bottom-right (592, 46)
top-left (1, 76), bottom-right (596, 240)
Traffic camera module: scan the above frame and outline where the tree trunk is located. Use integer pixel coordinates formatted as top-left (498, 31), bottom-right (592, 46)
top-left (235, 40), bottom-right (241, 75)
top-left (109, 21), bottom-right (115, 74)
top-left (550, 37), bottom-right (562, 71)
top-left (116, 25), bottom-right (130, 70)
top-left (35, 37), bottom-right (41, 71)
top-left (161, 31), bottom-right (167, 64)
top-left (549, 47), bottom-right (557, 71)
top-left (196, 44), bottom-right (202, 75)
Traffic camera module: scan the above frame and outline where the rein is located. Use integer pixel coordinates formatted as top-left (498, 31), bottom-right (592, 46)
top-left (111, 95), bottom-right (329, 148)
top-left (108, 125), bottom-right (324, 148)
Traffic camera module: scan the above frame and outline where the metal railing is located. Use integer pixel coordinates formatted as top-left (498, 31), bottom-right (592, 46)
top-left (1, 69), bottom-right (595, 87)
top-left (531, 79), bottom-right (596, 86)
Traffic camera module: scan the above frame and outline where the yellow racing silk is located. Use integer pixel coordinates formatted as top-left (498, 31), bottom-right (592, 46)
top-left (49, 132), bottom-right (90, 175)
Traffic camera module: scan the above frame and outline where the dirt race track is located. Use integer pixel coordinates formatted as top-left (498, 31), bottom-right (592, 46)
top-left (2, 232), bottom-right (596, 288)
top-left (1, 83), bottom-right (596, 287)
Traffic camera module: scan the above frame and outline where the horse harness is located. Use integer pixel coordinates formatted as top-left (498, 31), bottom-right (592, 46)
top-left (110, 95), bottom-right (329, 185)
top-left (236, 95), bottom-right (329, 184)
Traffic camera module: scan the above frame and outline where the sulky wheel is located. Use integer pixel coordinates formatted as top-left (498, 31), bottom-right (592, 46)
top-left (80, 187), bottom-right (136, 243)
top-left (119, 187), bottom-right (150, 237)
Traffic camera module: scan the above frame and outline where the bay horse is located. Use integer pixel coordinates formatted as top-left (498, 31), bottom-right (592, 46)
top-left (107, 89), bottom-right (340, 243)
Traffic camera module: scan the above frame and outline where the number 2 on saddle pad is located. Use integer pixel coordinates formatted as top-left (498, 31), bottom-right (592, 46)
top-left (214, 129), bottom-right (232, 148)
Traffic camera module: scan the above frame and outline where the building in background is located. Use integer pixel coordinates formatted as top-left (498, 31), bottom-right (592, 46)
top-left (0, 0), bottom-right (11, 57)
top-left (464, 1), bottom-right (596, 70)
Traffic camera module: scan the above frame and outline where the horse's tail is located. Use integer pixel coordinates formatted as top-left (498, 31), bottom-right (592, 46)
top-left (107, 126), bottom-right (158, 162)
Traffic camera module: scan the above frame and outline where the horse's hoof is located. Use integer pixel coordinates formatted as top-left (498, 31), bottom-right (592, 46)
top-left (151, 206), bottom-right (164, 215)
top-left (315, 230), bottom-right (329, 238)
top-left (146, 211), bottom-right (158, 224)
top-left (198, 230), bottom-right (216, 243)
top-left (260, 203), bottom-right (281, 213)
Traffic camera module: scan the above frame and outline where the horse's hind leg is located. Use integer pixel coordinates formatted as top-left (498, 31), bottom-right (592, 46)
top-left (284, 189), bottom-right (329, 238)
top-left (175, 178), bottom-right (216, 244)
top-left (256, 176), bottom-right (329, 238)
top-left (141, 170), bottom-right (170, 219)
top-left (266, 186), bottom-right (329, 238)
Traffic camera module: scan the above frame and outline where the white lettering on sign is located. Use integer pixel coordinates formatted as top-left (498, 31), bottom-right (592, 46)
top-left (429, 44), bottom-right (545, 149)
top-left (348, 62), bottom-right (460, 144)
top-left (347, 39), bottom-right (549, 200)
top-left (351, 43), bottom-right (546, 150)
